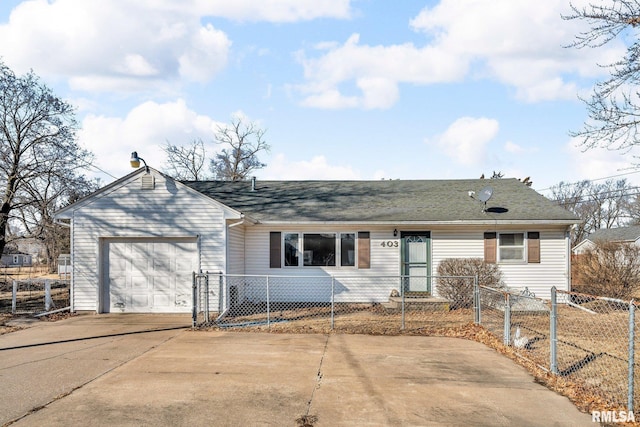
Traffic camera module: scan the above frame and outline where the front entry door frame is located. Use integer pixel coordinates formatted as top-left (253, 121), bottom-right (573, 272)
top-left (401, 231), bottom-right (432, 295)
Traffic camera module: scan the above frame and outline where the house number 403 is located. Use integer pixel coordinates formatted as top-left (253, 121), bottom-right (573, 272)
top-left (381, 240), bottom-right (399, 248)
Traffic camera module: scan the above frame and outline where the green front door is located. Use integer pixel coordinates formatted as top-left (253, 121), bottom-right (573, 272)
top-left (401, 232), bottom-right (431, 295)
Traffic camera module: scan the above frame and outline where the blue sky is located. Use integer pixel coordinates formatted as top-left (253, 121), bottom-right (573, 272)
top-left (0, 0), bottom-right (638, 195)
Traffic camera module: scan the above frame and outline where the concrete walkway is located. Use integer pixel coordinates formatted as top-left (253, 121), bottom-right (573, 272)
top-left (0, 315), bottom-right (592, 426)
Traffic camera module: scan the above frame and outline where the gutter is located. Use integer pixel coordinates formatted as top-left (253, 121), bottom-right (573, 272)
top-left (54, 218), bottom-right (71, 228)
top-left (254, 219), bottom-right (580, 226)
top-left (227, 214), bottom-right (257, 229)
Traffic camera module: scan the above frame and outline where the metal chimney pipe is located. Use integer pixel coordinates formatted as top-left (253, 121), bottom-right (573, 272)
top-left (251, 176), bottom-right (256, 191)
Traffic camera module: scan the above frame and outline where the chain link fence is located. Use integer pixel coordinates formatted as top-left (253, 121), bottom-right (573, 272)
top-left (193, 273), bottom-right (476, 333)
top-left (0, 278), bottom-right (71, 315)
top-left (554, 289), bottom-right (638, 413)
top-left (478, 285), bottom-right (638, 413)
top-left (478, 286), bottom-right (551, 370)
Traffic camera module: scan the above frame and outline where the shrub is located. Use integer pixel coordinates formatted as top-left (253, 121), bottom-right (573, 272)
top-left (572, 241), bottom-right (640, 300)
top-left (436, 258), bottom-right (505, 308)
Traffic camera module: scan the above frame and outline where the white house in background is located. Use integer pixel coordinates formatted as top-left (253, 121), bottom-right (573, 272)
top-left (54, 168), bottom-right (579, 314)
top-left (572, 225), bottom-right (640, 254)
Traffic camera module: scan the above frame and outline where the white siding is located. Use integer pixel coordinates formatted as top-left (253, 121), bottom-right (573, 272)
top-left (240, 225), bottom-right (570, 303)
top-left (499, 229), bottom-right (570, 299)
top-left (227, 225), bottom-right (245, 275)
top-left (431, 227), bottom-right (570, 299)
top-left (70, 172), bottom-right (236, 312)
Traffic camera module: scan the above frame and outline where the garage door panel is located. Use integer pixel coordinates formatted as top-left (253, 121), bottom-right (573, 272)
top-left (131, 276), bottom-right (149, 290)
top-left (152, 293), bottom-right (171, 308)
top-left (153, 258), bottom-right (171, 272)
top-left (105, 238), bottom-right (197, 313)
top-left (131, 293), bottom-right (151, 309)
top-left (175, 258), bottom-right (192, 273)
top-left (132, 243), bottom-right (151, 258)
top-left (109, 257), bottom-right (129, 273)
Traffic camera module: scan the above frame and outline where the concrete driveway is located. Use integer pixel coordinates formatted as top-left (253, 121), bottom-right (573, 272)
top-left (0, 315), bottom-right (592, 426)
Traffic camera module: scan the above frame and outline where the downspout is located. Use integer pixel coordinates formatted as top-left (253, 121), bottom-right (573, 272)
top-left (227, 218), bottom-right (246, 230)
top-left (566, 225), bottom-right (574, 292)
top-left (226, 215), bottom-right (250, 273)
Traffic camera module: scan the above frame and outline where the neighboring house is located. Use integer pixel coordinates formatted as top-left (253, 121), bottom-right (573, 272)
top-left (572, 225), bottom-right (640, 255)
top-left (58, 254), bottom-right (71, 277)
top-left (0, 253), bottom-right (32, 267)
top-left (13, 238), bottom-right (46, 264)
top-left (54, 168), bottom-right (579, 314)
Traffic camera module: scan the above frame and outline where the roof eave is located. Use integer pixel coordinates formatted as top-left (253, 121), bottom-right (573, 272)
top-left (254, 219), bottom-right (579, 226)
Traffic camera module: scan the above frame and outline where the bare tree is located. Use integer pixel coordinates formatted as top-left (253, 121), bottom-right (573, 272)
top-left (0, 61), bottom-right (93, 257)
top-left (572, 241), bottom-right (640, 299)
top-left (549, 178), bottom-right (633, 244)
top-left (162, 138), bottom-right (210, 180)
top-left (564, 1), bottom-right (640, 154)
top-left (211, 117), bottom-right (269, 181)
top-left (17, 172), bottom-right (97, 270)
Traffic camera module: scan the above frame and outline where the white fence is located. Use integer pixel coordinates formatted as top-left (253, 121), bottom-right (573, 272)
top-left (0, 279), bottom-right (70, 315)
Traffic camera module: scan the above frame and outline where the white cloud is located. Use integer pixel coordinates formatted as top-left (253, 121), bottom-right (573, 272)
top-left (296, 33), bottom-right (466, 109)
top-left (0, 0), bottom-right (230, 93)
top-left (295, 0), bottom-right (624, 109)
top-left (565, 137), bottom-right (640, 184)
top-left (263, 154), bottom-right (361, 180)
top-left (504, 141), bottom-right (524, 154)
top-left (78, 99), bottom-right (222, 181)
top-left (430, 117), bottom-right (499, 166)
top-left (192, 0), bottom-right (352, 22)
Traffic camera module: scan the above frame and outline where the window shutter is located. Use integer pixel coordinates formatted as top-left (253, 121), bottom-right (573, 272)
top-left (358, 232), bottom-right (370, 269)
top-left (270, 232), bottom-right (281, 268)
top-left (527, 232), bottom-right (540, 263)
top-left (484, 232), bottom-right (497, 263)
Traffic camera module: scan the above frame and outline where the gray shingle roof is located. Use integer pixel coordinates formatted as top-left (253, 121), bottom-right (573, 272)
top-left (586, 226), bottom-right (640, 243)
top-left (182, 178), bottom-right (579, 224)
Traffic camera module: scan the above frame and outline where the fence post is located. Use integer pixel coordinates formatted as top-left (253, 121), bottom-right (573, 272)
top-left (191, 272), bottom-right (197, 328)
top-left (474, 275), bottom-right (480, 324)
top-left (45, 280), bottom-right (52, 311)
top-left (12, 280), bottom-right (17, 314)
top-left (218, 271), bottom-right (224, 315)
top-left (503, 292), bottom-right (511, 345)
top-left (628, 300), bottom-right (635, 414)
top-left (401, 276), bottom-right (406, 330)
top-left (266, 276), bottom-right (270, 328)
top-left (550, 286), bottom-right (558, 374)
top-left (331, 276), bottom-right (335, 330)
top-left (204, 273), bottom-right (210, 323)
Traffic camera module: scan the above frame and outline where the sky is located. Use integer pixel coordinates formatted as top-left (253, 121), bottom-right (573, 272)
top-left (0, 0), bottom-right (638, 196)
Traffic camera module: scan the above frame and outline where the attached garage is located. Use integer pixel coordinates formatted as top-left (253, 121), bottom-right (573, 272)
top-left (101, 237), bottom-right (198, 313)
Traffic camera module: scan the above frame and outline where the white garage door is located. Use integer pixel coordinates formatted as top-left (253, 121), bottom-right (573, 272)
top-left (103, 238), bottom-right (197, 313)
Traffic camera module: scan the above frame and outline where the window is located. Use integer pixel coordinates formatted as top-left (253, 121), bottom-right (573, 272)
top-left (303, 233), bottom-right (336, 266)
top-left (340, 233), bottom-right (355, 267)
top-left (499, 233), bottom-right (525, 262)
top-left (279, 232), bottom-right (358, 267)
top-left (284, 233), bottom-right (299, 267)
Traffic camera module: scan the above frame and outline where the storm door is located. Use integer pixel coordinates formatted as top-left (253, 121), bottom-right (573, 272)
top-left (401, 232), bottom-right (431, 295)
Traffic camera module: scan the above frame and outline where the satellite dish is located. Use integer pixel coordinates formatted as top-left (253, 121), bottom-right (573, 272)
top-left (478, 186), bottom-right (493, 203)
